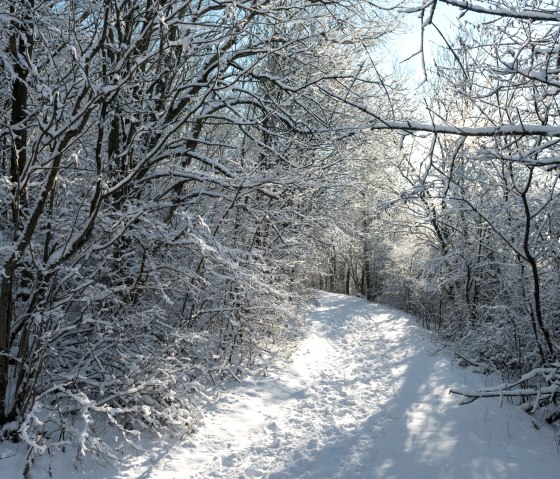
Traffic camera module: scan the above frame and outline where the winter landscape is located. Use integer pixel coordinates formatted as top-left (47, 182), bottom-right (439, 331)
top-left (2, 0), bottom-right (560, 478)
top-left (3, 292), bottom-right (560, 478)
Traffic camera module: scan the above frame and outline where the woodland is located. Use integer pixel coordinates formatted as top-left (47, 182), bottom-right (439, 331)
top-left (2, 0), bottom-right (560, 467)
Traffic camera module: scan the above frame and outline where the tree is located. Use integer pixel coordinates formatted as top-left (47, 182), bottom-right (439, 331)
top-left (353, 0), bottom-right (560, 423)
top-left (0, 0), bottom-right (399, 462)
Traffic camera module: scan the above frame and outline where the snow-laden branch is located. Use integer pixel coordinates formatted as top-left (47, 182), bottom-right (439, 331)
top-left (368, 120), bottom-right (560, 140)
top-left (403, 0), bottom-right (560, 22)
top-left (451, 365), bottom-right (560, 414)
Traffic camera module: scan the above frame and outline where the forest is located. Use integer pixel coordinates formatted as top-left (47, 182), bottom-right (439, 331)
top-left (2, 0), bottom-right (560, 468)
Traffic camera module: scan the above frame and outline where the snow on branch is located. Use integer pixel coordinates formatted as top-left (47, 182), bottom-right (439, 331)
top-left (439, 0), bottom-right (560, 22)
top-left (368, 120), bottom-right (560, 139)
top-left (450, 365), bottom-right (560, 424)
top-left (403, 0), bottom-right (560, 22)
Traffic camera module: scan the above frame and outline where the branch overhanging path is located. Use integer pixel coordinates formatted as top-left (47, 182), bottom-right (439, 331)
top-left (5, 292), bottom-right (560, 478)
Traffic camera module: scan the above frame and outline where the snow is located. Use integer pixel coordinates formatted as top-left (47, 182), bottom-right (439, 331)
top-left (2, 292), bottom-right (559, 478)
top-left (367, 119), bottom-right (560, 139)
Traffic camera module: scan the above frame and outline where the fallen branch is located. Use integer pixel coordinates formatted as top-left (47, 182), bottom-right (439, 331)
top-left (450, 365), bottom-right (560, 406)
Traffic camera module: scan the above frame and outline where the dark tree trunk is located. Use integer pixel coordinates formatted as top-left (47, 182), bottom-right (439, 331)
top-left (1, 0), bottom-right (34, 426)
top-left (0, 277), bottom-right (14, 424)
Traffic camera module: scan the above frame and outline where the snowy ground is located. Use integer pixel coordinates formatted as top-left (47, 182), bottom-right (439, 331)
top-left (2, 292), bottom-right (560, 478)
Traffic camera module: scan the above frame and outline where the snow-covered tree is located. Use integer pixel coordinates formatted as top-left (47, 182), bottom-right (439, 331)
top-left (355, 0), bottom-right (560, 423)
top-left (0, 0), bottom-right (396, 461)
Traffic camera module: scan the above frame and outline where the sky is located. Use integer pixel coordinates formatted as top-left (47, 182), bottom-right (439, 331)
top-left (386, 2), bottom-right (475, 83)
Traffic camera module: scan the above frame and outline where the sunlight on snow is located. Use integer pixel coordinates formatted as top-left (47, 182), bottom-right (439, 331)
top-left (405, 408), bottom-right (458, 462)
top-left (289, 334), bottom-right (334, 383)
top-left (404, 361), bottom-right (458, 463)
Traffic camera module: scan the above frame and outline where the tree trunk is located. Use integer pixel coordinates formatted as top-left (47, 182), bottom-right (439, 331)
top-left (1, 0), bottom-right (34, 426)
top-left (0, 276), bottom-right (14, 424)
top-left (520, 168), bottom-right (555, 362)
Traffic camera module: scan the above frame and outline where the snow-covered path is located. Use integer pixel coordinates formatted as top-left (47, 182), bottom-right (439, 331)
top-left (4, 292), bottom-right (560, 478)
top-left (150, 293), bottom-right (417, 479)
top-left (120, 292), bottom-right (560, 479)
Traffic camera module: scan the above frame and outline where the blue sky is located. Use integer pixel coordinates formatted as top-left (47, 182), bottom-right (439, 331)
top-left (387, 2), bottom-right (472, 82)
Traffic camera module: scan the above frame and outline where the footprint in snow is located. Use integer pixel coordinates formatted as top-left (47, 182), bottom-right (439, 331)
top-left (385, 402), bottom-right (402, 420)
